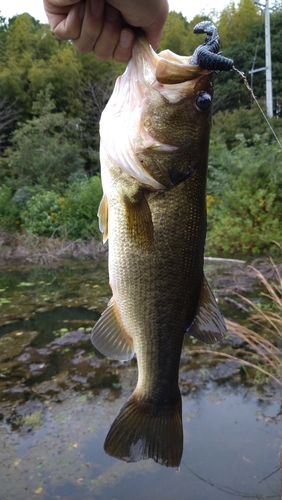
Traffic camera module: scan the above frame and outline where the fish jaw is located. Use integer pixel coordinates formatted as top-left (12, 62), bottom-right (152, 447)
top-left (99, 38), bottom-right (214, 192)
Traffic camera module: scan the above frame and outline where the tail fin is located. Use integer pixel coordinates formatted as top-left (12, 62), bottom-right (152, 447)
top-left (104, 391), bottom-right (183, 468)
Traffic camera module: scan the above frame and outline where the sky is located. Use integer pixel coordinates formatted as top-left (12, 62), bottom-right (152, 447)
top-left (0, 0), bottom-right (233, 24)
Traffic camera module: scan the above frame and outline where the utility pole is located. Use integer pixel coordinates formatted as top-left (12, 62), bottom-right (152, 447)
top-left (265, 0), bottom-right (273, 117)
top-left (250, 0), bottom-right (273, 118)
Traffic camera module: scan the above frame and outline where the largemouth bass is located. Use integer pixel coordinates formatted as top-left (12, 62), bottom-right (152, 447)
top-left (91, 25), bottom-right (226, 468)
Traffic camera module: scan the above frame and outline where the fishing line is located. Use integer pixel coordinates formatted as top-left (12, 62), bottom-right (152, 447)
top-left (232, 66), bottom-right (282, 150)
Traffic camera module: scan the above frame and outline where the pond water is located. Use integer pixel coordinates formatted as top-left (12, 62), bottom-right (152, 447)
top-left (0, 258), bottom-right (281, 500)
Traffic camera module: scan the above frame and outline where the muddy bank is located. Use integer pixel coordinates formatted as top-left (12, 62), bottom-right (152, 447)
top-left (0, 232), bottom-right (107, 263)
top-left (0, 231), bottom-right (281, 292)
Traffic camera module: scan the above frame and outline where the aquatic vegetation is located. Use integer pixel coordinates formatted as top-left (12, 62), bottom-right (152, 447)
top-left (23, 410), bottom-right (43, 428)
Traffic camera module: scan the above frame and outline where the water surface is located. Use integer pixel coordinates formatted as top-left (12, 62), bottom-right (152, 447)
top-left (0, 258), bottom-right (281, 499)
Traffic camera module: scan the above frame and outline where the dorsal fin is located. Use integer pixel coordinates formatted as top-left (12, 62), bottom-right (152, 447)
top-left (187, 276), bottom-right (226, 344)
top-left (91, 298), bottom-right (134, 360)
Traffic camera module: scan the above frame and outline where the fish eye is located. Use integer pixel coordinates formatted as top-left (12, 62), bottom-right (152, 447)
top-left (195, 92), bottom-right (212, 111)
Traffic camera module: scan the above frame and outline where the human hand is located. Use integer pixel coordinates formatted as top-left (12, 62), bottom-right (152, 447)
top-left (43, 0), bottom-right (169, 62)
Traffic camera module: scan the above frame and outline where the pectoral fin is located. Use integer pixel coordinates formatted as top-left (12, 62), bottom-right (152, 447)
top-left (187, 276), bottom-right (226, 344)
top-left (124, 189), bottom-right (154, 249)
top-left (91, 298), bottom-right (134, 360)
top-left (98, 194), bottom-right (108, 243)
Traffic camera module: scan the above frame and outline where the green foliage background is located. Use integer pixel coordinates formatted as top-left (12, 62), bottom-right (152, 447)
top-left (207, 135), bottom-right (282, 256)
top-left (0, 1), bottom-right (282, 255)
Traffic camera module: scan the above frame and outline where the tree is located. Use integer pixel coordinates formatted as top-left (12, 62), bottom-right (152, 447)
top-left (0, 14), bottom-right (84, 120)
top-left (1, 88), bottom-right (85, 191)
top-left (212, 9), bottom-right (282, 113)
top-left (158, 11), bottom-right (190, 55)
top-left (218, 0), bottom-right (261, 49)
top-left (79, 79), bottom-right (114, 174)
top-left (0, 96), bottom-right (18, 155)
top-left (0, 14), bottom-right (8, 51)
top-left (29, 43), bottom-right (83, 116)
top-left (157, 11), bottom-right (214, 56)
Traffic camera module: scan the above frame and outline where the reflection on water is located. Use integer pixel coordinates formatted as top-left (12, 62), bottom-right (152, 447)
top-left (0, 259), bottom-right (281, 499)
top-left (0, 306), bottom-right (99, 345)
top-left (0, 385), bottom-right (281, 500)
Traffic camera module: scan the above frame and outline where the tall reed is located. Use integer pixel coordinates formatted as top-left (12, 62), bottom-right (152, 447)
top-left (192, 253), bottom-right (282, 387)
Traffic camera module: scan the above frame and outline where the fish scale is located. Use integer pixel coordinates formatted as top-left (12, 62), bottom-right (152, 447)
top-left (91, 36), bottom-right (226, 467)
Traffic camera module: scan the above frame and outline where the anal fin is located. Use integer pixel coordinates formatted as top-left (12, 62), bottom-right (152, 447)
top-left (91, 298), bottom-right (134, 360)
top-left (187, 276), bottom-right (226, 344)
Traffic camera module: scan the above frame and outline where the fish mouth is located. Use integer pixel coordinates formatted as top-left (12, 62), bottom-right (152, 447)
top-left (136, 37), bottom-right (211, 86)
top-left (126, 37), bottom-right (213, 112)
top-left (99, 38), bottom-right (213, 191)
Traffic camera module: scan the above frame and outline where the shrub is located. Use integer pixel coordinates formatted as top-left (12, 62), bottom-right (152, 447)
top-left (15, 175), bottom-right (102, 239)
top-left (60, 175), bottom-right (102, 240)
top-left (206, 136), bottom-right (282, 256)
top-left (0, 185), bottom-right (21, 229)
top-left (22, 190), bottom-right (62, 236)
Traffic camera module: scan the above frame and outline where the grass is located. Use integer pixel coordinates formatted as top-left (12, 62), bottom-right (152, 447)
top-left (193, 251), bottom-right (282, 387)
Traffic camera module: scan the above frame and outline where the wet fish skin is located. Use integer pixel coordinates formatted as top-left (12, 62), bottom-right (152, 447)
top-left (91, 39), bottom-right (225, 467)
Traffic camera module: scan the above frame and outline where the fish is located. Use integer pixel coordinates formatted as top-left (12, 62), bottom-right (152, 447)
top-left (91, 29), bottom-right (226, 468)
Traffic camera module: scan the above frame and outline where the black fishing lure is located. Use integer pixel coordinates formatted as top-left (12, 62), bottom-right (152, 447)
top-left (190, 21), bottom-right (234, 72)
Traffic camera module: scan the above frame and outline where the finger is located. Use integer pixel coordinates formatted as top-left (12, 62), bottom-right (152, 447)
top-left (143, 2), bottom-right (169, 50)
top-left (44, 0), bottom-right (81, 9)
top-left (105, 0), bottom-right (169, 49)
top-left (113, 28), bottom-right (135, 63)
top-left (43, 0), bottom-right (80, 19)
top-left (93, 4), bottom-right (122, 60)
top-left (144, 22), bottom-right (166, 51)
top-left (48, 1), bottom-right (84, 40)
top-left (72, 0), bottom-right (105, 53)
